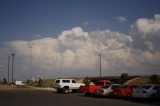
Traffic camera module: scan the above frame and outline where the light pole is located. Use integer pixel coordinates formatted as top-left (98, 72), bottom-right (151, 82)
top-left (30, 46), bottom-right (33, 79)
top-left (8, 55), bottom-right (10, 84)
top-left (11, 53), bottom-right (15, 83)
top-left (99, 53), bottom-right (102, 78)
top-left (97, 46), bottom-right (107, 78)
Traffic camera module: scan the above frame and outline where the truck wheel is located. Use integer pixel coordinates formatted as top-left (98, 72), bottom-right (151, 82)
top-left (63, 87), bottom-right (69, 93)
top-left (57, 89), bottom-right (62, 93)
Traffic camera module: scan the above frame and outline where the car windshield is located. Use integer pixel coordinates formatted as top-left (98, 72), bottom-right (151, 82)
top-left (142, 85), bottom-right (151, 89)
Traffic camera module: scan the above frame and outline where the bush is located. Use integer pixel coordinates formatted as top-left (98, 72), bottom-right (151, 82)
top-left (37, 78), bottom-right (44, 87)
top-left (150, 75), bottom-right (160, 84)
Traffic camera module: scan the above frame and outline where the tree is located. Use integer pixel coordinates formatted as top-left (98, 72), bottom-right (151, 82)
top-left (3, 78), bottom-right (7, 85)
top-left (37, 78), bottom-right (44, 87)
top-left (150, 74), bottom-right (160, 84)
top-left (83, 77), bottom-right (91, 86)
top-left (117, 73), bottom-right (128, 84)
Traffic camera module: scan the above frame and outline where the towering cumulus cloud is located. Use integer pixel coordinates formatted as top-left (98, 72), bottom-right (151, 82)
top-left (0, 15), bottom-right (160, 79)
top-left (130, 14), bottom-right (160, 74)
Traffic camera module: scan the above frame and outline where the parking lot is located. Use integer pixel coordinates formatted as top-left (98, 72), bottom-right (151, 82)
top-left (0, 87), bottom-right (159, 106)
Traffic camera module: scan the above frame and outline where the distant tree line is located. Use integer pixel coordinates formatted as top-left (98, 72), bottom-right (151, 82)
top-left (150, 74), bottom-right (160, 84)
top-left (115, 73), bottom-right (160, 84)
top-left (0, 78), bottom-right (7, 85)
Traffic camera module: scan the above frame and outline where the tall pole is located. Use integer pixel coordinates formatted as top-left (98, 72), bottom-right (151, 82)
top-left (11, 53), bottom-right (15, 83)
top-left (30, 46), bottom-right (33, 79)
top-left (99, 53), bottom-right (102, 77)
top-left (8, 55), bottom-right (10, 84)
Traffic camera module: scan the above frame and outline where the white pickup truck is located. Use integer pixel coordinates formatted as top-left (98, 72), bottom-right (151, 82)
top-left (54, 79), bottom-right (85, 93)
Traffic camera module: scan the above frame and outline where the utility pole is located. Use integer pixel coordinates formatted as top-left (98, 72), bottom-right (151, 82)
top-left (30, 46), bottom-right (33, 79)
top-left (8, 55), bottom-right (10, 84)
top-left (99, 53), bottom-right (102, 78)
top-left (11, 53), bottom-right (15, 83)
top-left (97, 46), bottom-right (107, 78)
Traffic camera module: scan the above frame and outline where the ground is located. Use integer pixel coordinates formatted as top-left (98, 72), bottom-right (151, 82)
top-left (0, 85), bottom-right (159, 106)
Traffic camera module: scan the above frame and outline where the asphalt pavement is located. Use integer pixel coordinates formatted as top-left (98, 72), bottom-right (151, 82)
top-left (0, 86), bottom-right (159, 106)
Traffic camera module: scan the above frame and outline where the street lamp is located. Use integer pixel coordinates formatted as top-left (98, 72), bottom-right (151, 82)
top-left (97, 46), bottom-right (107, 78)
top-left (99, 53), bottom-right (102, 77)
top-left (8, 55), bottom-right (10, 84)
top-left (11, 53), bottom-right (15, 83)
top-left (29, 46), bottom-right (33, 79)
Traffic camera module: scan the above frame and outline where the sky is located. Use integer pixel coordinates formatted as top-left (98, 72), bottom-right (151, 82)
top-left (0, 0), bottom-right (160, 80)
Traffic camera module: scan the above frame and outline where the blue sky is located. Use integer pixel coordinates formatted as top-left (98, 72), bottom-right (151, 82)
top-left (1, 0), bottom-right (160, 42)
top-left (0, 0), bottom-right (160, 79)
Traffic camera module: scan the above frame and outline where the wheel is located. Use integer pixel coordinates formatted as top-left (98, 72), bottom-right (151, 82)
top-left (63, 87), bottom-right (69, 93)
top-left (57, 89), bottom-right (62, 93)
top-left (150, 94), bottom-right (155, 101)
top-left (127, 94), bottom-right (132, 99)
top-left (85, 93), bottom-right (93, 96)
top-left (85, 93), bottom-right (90, 96)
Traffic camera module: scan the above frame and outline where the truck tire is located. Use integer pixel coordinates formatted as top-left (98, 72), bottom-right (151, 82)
top-left (63, 86), bottom-right (69, 93)
top-left (57, 89), bottom-right (62, 93)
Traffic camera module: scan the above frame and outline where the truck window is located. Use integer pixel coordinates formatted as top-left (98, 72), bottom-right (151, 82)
top-left (62, 80), bottom-right (70, 83)
top-left (102, 85), bottom-right (109, 88)
top-left (95, 81), bottom-right (104, 86)
top-left (55, 80), bottom-right (60, 84)
top-left (72, 80), bottom-right (76, 83)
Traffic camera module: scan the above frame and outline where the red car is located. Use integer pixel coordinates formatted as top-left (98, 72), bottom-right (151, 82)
top-left (79, 80), bottom-right (110, 96)
top-left (112, 85), bottom-right (134, 98)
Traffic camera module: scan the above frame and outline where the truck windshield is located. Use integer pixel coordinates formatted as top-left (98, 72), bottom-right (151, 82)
top-left (102, 85), bottom-right (109, 88)
top-left (55, 80), bottom-right (60, 84)
top-left (95, 81), bottom-right (104, 86)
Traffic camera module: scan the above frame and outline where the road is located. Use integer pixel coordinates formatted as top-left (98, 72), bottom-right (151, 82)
top-left (0, 86), bottom-right (159, 106)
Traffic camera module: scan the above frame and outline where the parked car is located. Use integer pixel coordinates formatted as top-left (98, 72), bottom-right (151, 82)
top-left (112, 85), bottom-right (137, 98)
top-left (132, 84), bottom-right (160, 99)
top-left (79, 80), bottom-right (110, 96)
top-left (155, 86), bottom-right (160, 100)
top-left (95, 84), bottom-right (120, 97)
top-left (53, 79), bottom-right (85, 93)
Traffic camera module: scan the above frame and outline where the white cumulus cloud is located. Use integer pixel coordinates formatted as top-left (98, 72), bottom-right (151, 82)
top-left (1, 27), bottom-right (134, 79)
top-left (117, 16), bottom-right (127, 22)
top-left (131, 14), bottom-right (160, 39)
top-left (0, 14), bottom-right (160, 80)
